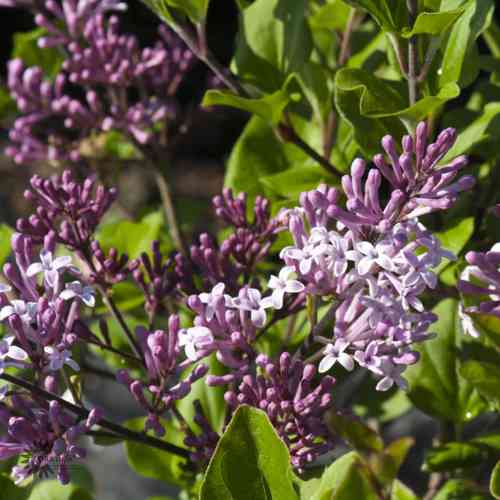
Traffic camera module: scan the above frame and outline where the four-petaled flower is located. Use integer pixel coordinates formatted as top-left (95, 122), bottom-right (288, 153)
top-left (232, 288), bottom-right (273, 328)
top-left (0, 300), bottom-right (37, 325)
top-left (26, 250), bottom-right (74, 287)
top-left (263, 266), bottom-right (305, 310)
top-left (44, 346), bottom-right (80, 372)
top-left (199, 283), bottom-right (232, 321)
top-left (353, 241), bottom-right (395, 275)
top-left (0, 336), bottom-right (28, 374)
top-left (178, 326), bottom-right (214, 361)
top-left (318, 339), bottom-right (354, 373)
top-left (60, 281), bottom-right (95, 307)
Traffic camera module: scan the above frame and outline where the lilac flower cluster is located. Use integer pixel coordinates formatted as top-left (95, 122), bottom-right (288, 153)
top-left (225, 353), bottom-right (335, 470)
top-left (190, 189), bottom-right (283, 293)
top-left (0, 231), bottom-right (95, 375)
top-left (0, 119), bottom-right (478, 482)
top-left (17, 170), bottom-right (117, 251)
top-left (3, 0), bottom-right (195, 164)
top-left (0, 395), bottom-right (101, 485)
top-left (117, 315), bottom-right (208, 437)
top-left (274, 122), bottom-right (473, 390)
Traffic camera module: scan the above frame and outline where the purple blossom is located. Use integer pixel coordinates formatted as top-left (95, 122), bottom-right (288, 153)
top-left (0, 397), bottom-right (102, 484)
top-left (17, 171), bottom-right (117, 251)
top-left (224, 353), bottom-right (335, 470)
top-left (458, 242), bottom-right (500, 335)
top-left (117, 316), bottom-right (208, 436)
top-left (264, 266), bottom-right (305, 310)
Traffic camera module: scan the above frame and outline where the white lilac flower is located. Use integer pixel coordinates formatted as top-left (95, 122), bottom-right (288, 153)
top-left (0, 336), bottom-right (28, 374)
top-left (199, 283), bottom-right (233, 321)
top-left (354, 241), bottom-right (395, 275)
top-left (178, 326), bottom-right (214, 361)
top-left (318, 339), bottom-right (354, 373)
top-left (263, 266), bottom-right (305, 310)
top-left (0, 283), bottom-right (11, 294)
top-left (375, 359), bottom-right (408, 391)
top-left (44, 346), bottom-right (80, 372)
top-left (281, 242), bottom-right (323, 275)
top-left (0, 299), bottom-right (37, 324)
top-left (60, 281), bottom-right (95, 307)
top-left (402, 251), bottom-right (438, 289)
top-left (232, 288), bottom-right (273, 328)
top-left (26, 250), bottom-right (74, 287)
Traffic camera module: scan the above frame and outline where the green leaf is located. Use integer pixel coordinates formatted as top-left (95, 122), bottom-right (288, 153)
top-left (163, 0), bottom-right (209, 22)
top-left (202, 74), bottom-right (300, 125)
top-left (200, 405), bottom-right (298, 500)
top-left (434, 217), bottom-right (474, 275)
top-left (334, 68), bottom-right (459, 155)
top-left (439, 0), bottom-right (495, 89)
top-left (309, 1), bottom-right (352, 31)
top-left (491, 461), bottom-right (500, 499)
top-left (224, 113), bottom-right (323, 200)
top-left (27, 481), bottom-right (92, 500)
top-left (300, 452), bottom-right (357, 500)
top-left (0, 475), bottom-right (31, 500)
top-left (0, 224), bottom-right (13, 267)
top-left (405, 299), bottom-right (485, 422)
top-left (443, 102), bottom-right (500, 161)
top-left (401, 9), bottom-right (464, 37)
top-left (372, 438), bottom-right (414, 486)
top-left (96, 211), bottom-right (163, 259)
top-left (12, 28), bottom-right (64, 78)
top-left (0, 86), bottom-right (16, 121)
top-left (95, 282), bottom-right (145, 315)
top-left (233, 0), bottom-right (312, 92)
top-left (331, 460), bottom-right (380, 500)
top-left (459, 360), bottom-right (500, 409)
top-left (391, 480), bottom-right (418, 500)
top-left (434, 479), bottom-right (492, 500)
top-left (343, 0), bottom-right (407, 32)
top-left (424, 442), bottom-right (487, 472)
top-left (327, 413), bottom-right (383, 453)
top-left (260, 164), bottom-right (338, 201)
top-left (124, 417), bottom-right (188, 487)
top-left (177, 354), bottom-right (227, 433)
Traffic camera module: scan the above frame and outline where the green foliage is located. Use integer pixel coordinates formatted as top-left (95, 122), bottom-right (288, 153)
top-left (434, 479), bottom-right (492, 500)
top-left (401, 8), bottom-right (464, 37)
top-left (391, 480), bottom-right (418, 500)
top-left (459, 360), bottom-right (500, 410)
top-left (491, 461), bottom-right (500, 499)
top-left (342, 0), bottom-right (407, 32)
top-left (405, 299), bottom-right (485, 422)
top-left (424, 442), bottom-right (488, 472)
top-left (224, 114), bottom-right (325, 201)
top-left (200, 405), bottom-right (299, 500)
top-left (0, 475), bottom-right (31, 500)
top-left (27, 481), bottom-right (93, 500)
top-left (202, 74), bottom-right (301, 125)
top-left (335, 68), bottom-right (459, 154)
top-left (177, 354), bottom-right (227, 433)
top-left (233, 0), bottom-right (312, 92)
top-left (327, 413), bottom-right (383, 453)
top-left (96, 211), bottom-right (164, 259)
top-left (124, 417), bottom-right (188, 487)
top-left (12, 28), bottom-right (63, 78)
top-left (0, 224), bottom-right (13, 267)
top-left (438, 0), bottom-right (495, 89)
